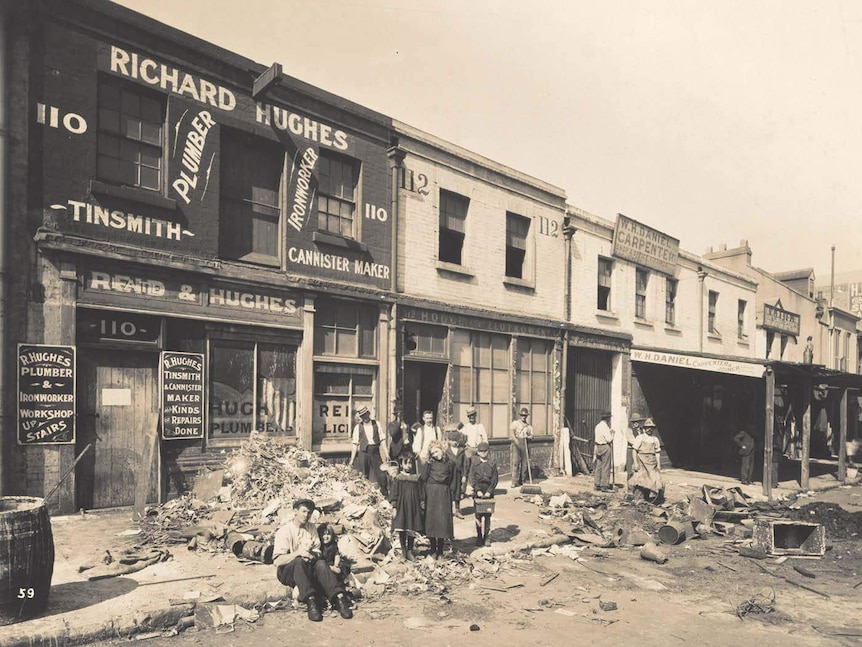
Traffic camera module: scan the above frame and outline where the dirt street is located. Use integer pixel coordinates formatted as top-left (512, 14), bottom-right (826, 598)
top-left (90, 482), bottom-right (862, 647)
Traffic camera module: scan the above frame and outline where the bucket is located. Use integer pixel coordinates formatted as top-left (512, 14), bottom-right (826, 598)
top-left (0, 497), bottom-right (55, 624)
top-left (658, 520), bottom-right (694, 545)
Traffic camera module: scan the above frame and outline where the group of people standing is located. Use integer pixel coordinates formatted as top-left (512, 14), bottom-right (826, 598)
top-left (350, 404), bottom-right (500, 560)
top-left (592, 411), bottom-right (665, 502)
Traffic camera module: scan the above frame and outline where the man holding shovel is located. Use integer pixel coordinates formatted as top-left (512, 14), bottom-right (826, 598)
top-left (593, 411), bottom-right (615, 492)
top-left (509, 407), bottom-right (533, 488)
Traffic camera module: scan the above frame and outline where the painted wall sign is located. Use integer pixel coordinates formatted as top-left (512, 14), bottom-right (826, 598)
top-left (256, 104), bottom-right (349, 152)
top-left (286, 147), bottom-right (319, 232)
top-left (161, 352), bottom-right (205, 440)
top-left (612, 214), bottom-right (680, 275)
top-left (54, 199), bottom-right (196, 241)
top-left (78, 310), bottom-right (162, 345)
top-left (401, 306), bottom-right (557, 339)
top-left (171, 109), bottom-right (217, 205)
top-left (17, 344), bottom-right (76, 445)
top-left (106, 45), bottom-right (237, 111)
top-left (79, 266), bottom-right (302, 326)
top-left (631, 348), bottom-right (764, 378)
top-left (36, 103), bottom-right (87, 134)
top-left (762, 303), bottom-right (801, 336)
top-left (313, 401), bottom-right (355, 437)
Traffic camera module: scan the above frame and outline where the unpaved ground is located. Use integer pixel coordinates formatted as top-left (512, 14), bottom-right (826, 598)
top-left (95, 486), bottom-right (862, 647)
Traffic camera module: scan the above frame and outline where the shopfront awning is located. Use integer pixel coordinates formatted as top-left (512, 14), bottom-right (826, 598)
top-left (631, 348), bottom-right (764, 378)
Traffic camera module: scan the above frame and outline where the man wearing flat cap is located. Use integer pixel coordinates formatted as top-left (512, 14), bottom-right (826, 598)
top-left (509, 407), bottom-right (533, 488)
top-left (273, 499), bottom-right (353, 622)
top-left (350, 406), bottom-right (386, 492)
top-left (593, 411), bottom-right (615, 492)
top-left (461, 406), bottom-right (488, 458)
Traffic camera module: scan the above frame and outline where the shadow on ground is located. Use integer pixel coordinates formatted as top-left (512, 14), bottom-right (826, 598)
top-left (36, 578), bottom-right (138, 618)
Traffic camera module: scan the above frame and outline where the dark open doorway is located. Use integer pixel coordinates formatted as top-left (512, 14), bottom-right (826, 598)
top-left (403, 361), bottom-right (447, 426)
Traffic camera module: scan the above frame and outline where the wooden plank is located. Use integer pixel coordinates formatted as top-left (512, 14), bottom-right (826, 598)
top-left (801, 379), bottom-right (811, 490)
top-left (839, 388), bottom-right (848, 483)
top-left (763, 368), bottom-right (775, 498)
top-left (133, 424), bottom-right (158, 519)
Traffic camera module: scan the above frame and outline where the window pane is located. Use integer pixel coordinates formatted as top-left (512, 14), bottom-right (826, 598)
top-left (99, 108), bottom-right (120, 134)
top-left (353, 373), bottom-right (373, 396)
top-left (139, 167), bottom-right (160, 191)
top-left (491, 405), bottom-right (509, 440)
top-left (517, 372), bottom-right (530, 402)
top-left (475, 368), bottom-right (491, 402)
top-left (491, 335), bottom-right (509, 367)
top-left (474, 341), bottom-right (491, 368)
top-left (452, 330), bottom-right (471, 366)
top-left (531, 372), bottom-right (547, 401)
top-left (210, 341), bottom-right (255, 438)
top-left (532, 406), bottom-right (548, 434)
top-left (492, 368), bottom-right (509, 402)
top-left (336, 328), bottom-right (357, 356)
top-left (452, 366), bottom-right (471, 402)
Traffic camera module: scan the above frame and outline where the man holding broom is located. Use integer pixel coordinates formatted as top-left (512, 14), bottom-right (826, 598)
top-left (509, 407), bottom-right (533, 488)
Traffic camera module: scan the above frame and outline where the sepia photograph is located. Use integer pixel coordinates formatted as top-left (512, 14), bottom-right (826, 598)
top-left (0, 1), bottom-right (860, 645)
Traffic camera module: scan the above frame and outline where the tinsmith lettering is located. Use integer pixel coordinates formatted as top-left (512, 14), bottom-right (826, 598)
top-left (256, 103), bottom-right (348, 151)
top-left (110, 45), bottom-right (236, 111)
top-left (172, 110), bottom-right (216, 204)
top-left (66, 200), bottom-right (190, 240)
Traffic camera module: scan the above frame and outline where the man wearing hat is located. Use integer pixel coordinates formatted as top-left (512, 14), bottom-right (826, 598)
top-left (349, 406), bottom-right (385, 492)
top-left (461, 406), bottom-right (488, 457)
top-left (624, 413), bottom-right (643, 482)
top-left (593, 411), bottom-right (615, 491)
top-left (273, 499), bottom-right (353, 622)
top-left (509, 407), bottom-right (533, 488)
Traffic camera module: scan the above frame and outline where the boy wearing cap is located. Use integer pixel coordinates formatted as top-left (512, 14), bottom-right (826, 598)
top-left (273, 499), bottom-right (353, 622)
top-left (350, 406), bottom-right (386, 493)
top-left (469, 441), bottom-right (498, 546)
top-left (509, 407), bottom-right (533, 488)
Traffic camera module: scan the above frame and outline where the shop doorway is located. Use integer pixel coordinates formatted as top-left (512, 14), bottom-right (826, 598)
top-left (76, 349), bottom-right (160, 509)
top-left (566, 347), bottom-right (612, 461)
top-left (403, 361), bottom-right (447, 426)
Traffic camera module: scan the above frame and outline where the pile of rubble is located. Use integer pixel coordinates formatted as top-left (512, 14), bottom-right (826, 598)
top-left (135, 435), bottom-right (512, 601)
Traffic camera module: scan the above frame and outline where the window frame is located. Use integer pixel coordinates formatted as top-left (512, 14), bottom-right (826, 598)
top-left (314, 299), bottom-right (378, 359)
top-left (597, 257), bottom-right (614, 311)
top-left (505, 212), bottom-right (531, 279)
top-left (219, 128), bottom-right (285, 266)
top-left (737, 299), bottom-right (748, 340)
top-left (635, 268), bottom-right (649, 320)
top-left (708, 290), bottom-right (719, 334)
top-left (97, 77), bottom-right (166, 192)
top-left (515, 337), bottom-right (553, 436)
top-left (451, 330), bottom-right (512, 439)
top-left (665, 277), bottom-right (678, 326)
top-left (438, 189), bottom-right (469, 265)
top-left (317, 150), bottom-right (360, 239)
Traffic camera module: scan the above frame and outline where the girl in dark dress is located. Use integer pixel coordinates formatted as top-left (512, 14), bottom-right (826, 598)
top-left (445, 429), bottom-right (468, 518)
top-left (387, 452), bottom-right (424, 561)
top-left (421, 440), bottom-right (455, 560)
top-left (317, 523), bottom-right (351, 585)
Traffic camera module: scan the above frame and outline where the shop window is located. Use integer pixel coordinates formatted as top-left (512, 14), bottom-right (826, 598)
top-left (737, 299), bottom-right (747, 339)
top-left (439, 189), bottom-right (468, 265)
top-left (403, 323), bottom-right (448, 357)
top-left (665, 278), bottom-right (677, 325)
top-left (708, 290), bottom-right (719, 334)
top-left (209, 339), bottom-right (297, 439)
top-left (451, 330), bottom-right (511, 438)
top-left (317, 151), bottom-right (359, 238)
top-left (505, 212), bottom-right (530, 279)
top-left (97, 78), bottom-right (165, 191)
top-left (314, 299), bottom-right (377, 358)
top-left (313, 365), bottom-right (375, 440)
top-left (219, 129), bottom-right (284, 265)
top-left (635, 268), bottom-right (649, 320)
top-left (597, 257), bottom-right (613, 311)
top-left (516, 338), bottom-right (553, 435)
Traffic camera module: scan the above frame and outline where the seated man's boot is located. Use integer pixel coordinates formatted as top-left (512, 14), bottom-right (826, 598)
top-left (334, 593), bottom-right (353, 619)
top-left (306, 597), bottom-right (323, 622)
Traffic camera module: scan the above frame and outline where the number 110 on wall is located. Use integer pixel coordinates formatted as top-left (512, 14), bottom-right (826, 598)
top-left (364, 203), bottom-right (389, 222)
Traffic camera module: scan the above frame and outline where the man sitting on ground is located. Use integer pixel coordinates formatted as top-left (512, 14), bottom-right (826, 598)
top-left (273, 498), bottom-right (353, 622)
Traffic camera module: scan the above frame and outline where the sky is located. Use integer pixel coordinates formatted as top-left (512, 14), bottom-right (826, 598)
top-left (113, 0), bottom-right (862, 283)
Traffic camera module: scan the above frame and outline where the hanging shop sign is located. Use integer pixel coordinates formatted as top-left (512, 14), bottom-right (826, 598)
top-left (612, 214), bottom-right (680, 275)
top-left (762, 302), bottom-right (801, 337)
top-left (17, 344), bottom-right (76, 445)
top-left (631, 348), bottom-right (764, 378)
top-left (160, 351), bottom-right (205, 440)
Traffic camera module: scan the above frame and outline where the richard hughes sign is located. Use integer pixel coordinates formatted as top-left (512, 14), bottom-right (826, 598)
top-left (18, 344), bottom-right (76, 445)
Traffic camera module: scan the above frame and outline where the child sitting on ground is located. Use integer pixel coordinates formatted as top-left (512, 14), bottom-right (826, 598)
top-left (317, 523), bottom-right (351, 585)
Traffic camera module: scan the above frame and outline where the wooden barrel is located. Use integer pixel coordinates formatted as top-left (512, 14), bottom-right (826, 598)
top-left (0, 497), bottom-right (55, 624)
